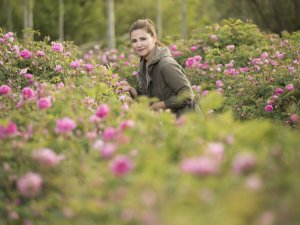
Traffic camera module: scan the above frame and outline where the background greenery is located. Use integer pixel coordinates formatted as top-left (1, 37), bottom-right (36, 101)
top-left (1, 0), bottom-right (299, 46)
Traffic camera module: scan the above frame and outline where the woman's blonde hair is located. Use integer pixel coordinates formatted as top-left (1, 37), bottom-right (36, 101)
top-left (129, 19), bottom-right (164, 47)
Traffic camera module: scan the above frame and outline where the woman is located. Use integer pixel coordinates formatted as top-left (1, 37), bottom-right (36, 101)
top-left (123, 19), bottom-right (196, 117)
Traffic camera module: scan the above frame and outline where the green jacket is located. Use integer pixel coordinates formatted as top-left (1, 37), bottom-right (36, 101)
top-left (136, 45), bottom-right (195, 116)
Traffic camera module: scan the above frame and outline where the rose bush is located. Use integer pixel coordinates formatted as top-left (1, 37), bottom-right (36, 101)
top-left (81, 19), bottom-right (299, 126)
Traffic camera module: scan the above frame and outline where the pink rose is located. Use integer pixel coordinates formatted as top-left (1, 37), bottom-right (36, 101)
top-left (54, 65), bottom-right (63, 73)
top-left (110, 155), bottom-right (134, 177)
top-left (285, 84), bottom-right (294, 91)
top-left (210, 34), bottom-right (219, 42)
top-left (70, 60), bottom-right (80, 69)
top-left (190, 46), bottom-right (198, 51)
top-left (185, 57), bottom-right (195, 68)
top-left (0, 85), bottom-right (11, 95)
top-left (57, 82), bottom-right (64, 88)
top-left (170, 44), bottom-right (177, 51)
top-left (37, 97), bottom-right (52, 110)
top-left (260, 52), bottom-right (269, 59)
top-left (264, 104), bottom-right (273, 112)
top-left (52, 42), bottom-right (63, 53)
top-left (25, 73), bottom-right (33, 80)
top-left (95, 104), bottom-right (110, 119)
top-left (84, 63), bottom-right (93, 72)
top-left (0, 121), bottom-right (18, 140)
top-left (215, 80), bottom-right (223, 88)
top-left (55, 117), bottom-right (76, 133)
top-left (32, 148), bottom-right (64, 167)
top-left (194, 55), bottom-right (202, 62)
top-left (36, 50), bottom-right (45, 57)
top-left (275, 87), bottom-right (284, 95)
top-left (180, 157), bottom-right (219, 176)
top-left (17, 172), bottom-right (43, 198)
top-left (102, 127), bottom-right (117, 141)
top-left (20, 49), bottom-right (33, 59)
top-left (290, 114), bottom-right (299, 123)
top-left (22, 87), bottom-right (35, 100)
top-left (100, 143), bottom-right (117, 159)
top-left (226, 44), bottom-right (235, 52)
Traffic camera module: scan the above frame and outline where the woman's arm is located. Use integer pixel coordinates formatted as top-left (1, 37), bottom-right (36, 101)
top-left (160, 60), bottom-right (194, 110)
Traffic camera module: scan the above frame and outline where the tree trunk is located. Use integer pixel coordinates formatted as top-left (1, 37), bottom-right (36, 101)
top-left (181, 0), bottom-right (186, 39)
top-left (23, 0), bottom-right (29, 32)
top-left (28, 0), bottom-right (33, 29)
top-left (156, 0), bottom-right (162, 39)
top-left (58, 0), bottom-right (64, 41)
top-left (107, 0), bottom-right (116, 49)
top-left (23, 0), bottom-right (34, 40)
top-left (4, 0), bottom-right (13, 31)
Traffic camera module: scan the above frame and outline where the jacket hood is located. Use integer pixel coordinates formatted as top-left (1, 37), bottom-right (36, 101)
top-left (149, 46), bottom-right (172, 65)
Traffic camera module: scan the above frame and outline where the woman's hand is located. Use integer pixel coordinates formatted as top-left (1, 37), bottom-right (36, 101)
top-left (120, 81), bottom-right (137, 99)
top-left (150, 101), bottom-right (166, 111)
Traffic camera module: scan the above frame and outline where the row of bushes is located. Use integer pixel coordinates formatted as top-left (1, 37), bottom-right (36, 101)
top-left (82, 19), bottom-right (300, 126)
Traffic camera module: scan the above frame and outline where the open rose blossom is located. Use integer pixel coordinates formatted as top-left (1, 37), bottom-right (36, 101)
top-left (84, 63), bottom-right (94, 72)
top-left (275, 87), bottom-right (284, 95)
top-left (180, 156), bottom-right (219, 176)
top-left (0, 85), bottom-right (11, 95)
top-left (32, 148), bottom-right (64, 167)
top-left (22, 87), bottom-right (35, 100)
top-left (110, 155), bottom-right (134, 177)
top-left (210, 34), bottom-right (219, 42)
top-left (100, 143), bottom-right (117, 159)
top-left (290, 114), bottom-right (299, 123)
top-left (95, 104), bottom-right (110, 119)
top-left (37, 97), bottom-right (52, 110)
top-left (264, 104), bottom-right (273, 112)
top-left (0, 121), bottom-right (18, 140)
top-left (52, 42), bottom-right (63, 52)
top-left (102, 127), bottom-right (117, 141)
top-left (17, 172), bottom-right (43, 198)
top-left (226, 44), bottom-right (235, 52)
top-left (55, 117), bottom-right (76, 133)
top-left (70, 60), bottom-right (80, 69)
top-left (36, 50), bottom-right (45, 57)
top-left (215, 80), bottom-right (223, 88)
top-left (285, 84), bottom-right (294, 91)
top-left (20, 49), bottom-right (33, 59)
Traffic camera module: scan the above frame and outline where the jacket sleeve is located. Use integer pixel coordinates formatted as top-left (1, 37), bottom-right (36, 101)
top-left (160, 60), bottom-right (194, 110)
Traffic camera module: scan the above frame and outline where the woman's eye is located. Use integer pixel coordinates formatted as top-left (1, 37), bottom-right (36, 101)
top-left (141, 37), bottom-right (147, 41)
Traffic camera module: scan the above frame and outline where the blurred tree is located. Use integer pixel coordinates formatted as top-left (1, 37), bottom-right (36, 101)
top-left (2, 0), bottom-right (298, 46)
top-left (213, 0), bottom-right (300, 34)
top-left (23, 0), bottom-right (34, 39)
top-left (58, 0), bottom-right (64, 41)
top-left (107, 0), bottom-right (116, 49)
top-left (3, 0), bottom-right (13, 31)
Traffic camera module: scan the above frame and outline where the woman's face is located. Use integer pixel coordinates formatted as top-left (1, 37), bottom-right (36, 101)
top-left (130, 29), bottom-right (156, 59)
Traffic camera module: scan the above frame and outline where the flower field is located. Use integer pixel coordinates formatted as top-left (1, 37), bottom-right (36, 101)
top-left (1, 20), bottom-right (300, 225)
